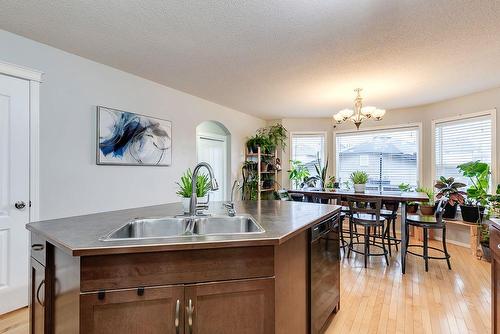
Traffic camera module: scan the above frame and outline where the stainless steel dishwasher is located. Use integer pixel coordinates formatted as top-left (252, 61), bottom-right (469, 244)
top-left (309, 212), bottom-right (340, 333)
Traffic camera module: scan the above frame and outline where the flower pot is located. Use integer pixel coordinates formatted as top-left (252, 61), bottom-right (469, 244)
top-left (460, 205), bottom-right (485, 223)
top-left (181, 197), bottom-right (190, 213)
top-left (354, 184), bottom-right (366, 193)
top-left (260, 162), bottom-right (269, 172)
top-left (442, 203), bottom-right (458, 219)
top-left (407, 203), bottom-right (419, 214)
top-left (481, 242), bottom-right (491, 262)
top-left (420, 204), bottom-right (435, 216)
top-left (290, 193), bottom-right (304, 202)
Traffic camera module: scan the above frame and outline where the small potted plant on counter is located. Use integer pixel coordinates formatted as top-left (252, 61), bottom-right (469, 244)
top-left (399, 183), bottom-right (419, 213)
top-left (457, 161), bottom-right (490, 223)
top-left (350, 170), bottom-right (368, 193)
top-left (176, 169), bottom-right (211, 213)
top-left (313, 156), bottom-right (329, 190)
top-left (416, 186), bottom-right (435, 215)
top-left (434, 176), bottom-right (466, 219)
top-left (325, 176), bottom-right (338, 192)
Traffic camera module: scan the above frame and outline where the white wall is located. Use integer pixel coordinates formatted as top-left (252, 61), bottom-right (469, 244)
top-left (0, 30), bottom-right (265, 220)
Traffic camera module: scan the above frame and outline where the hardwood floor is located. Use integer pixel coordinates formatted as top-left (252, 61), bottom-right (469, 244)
top-left (327, 238), bottom-right (491, 334)
top-left (0, 238), bottom-right (491, 334)
top-left (0, 308), bottom-right (28, 334)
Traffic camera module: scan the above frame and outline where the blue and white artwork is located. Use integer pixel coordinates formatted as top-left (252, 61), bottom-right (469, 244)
top-left (97, 106), bottom-right (172, 166)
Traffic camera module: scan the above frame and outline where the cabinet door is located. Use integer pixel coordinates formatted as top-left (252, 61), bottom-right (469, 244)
top-left (80, 285), bottom-right (184, 334)
top-left (30, 258), bottom-right (45, 334)
top-left (185, 278), bottom-right (274, 334)
top-left (491, 226), bottom-right (500, 334)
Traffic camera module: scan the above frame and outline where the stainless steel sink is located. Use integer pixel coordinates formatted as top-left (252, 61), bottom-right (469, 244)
top-left (100, 214), bottom-right (264, 241)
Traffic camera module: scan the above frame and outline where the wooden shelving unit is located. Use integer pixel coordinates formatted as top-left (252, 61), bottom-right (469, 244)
top-left (245, 147), bottom-right (280, 200)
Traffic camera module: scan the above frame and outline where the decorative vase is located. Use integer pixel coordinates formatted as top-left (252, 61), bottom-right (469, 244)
top-left (354, 184), bottom-right (366, 193)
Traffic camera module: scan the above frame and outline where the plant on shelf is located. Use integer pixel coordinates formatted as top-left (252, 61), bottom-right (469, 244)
top-left (288, 160), bottom-right (310, 189)
top-left (399, 183), bottom-right (419, 213)
top-left (487, 184), bottom-right (500, 218)
top-left (434, 176), bottom-right (466, 219)
top-left (350, 170), bottom-right (368, 193)
top-left (258, 123), bottom-right (288, 152)
top-left (457, 161), bottom-right (491, 223)
top-left (416, 186), bottom-right (435, 215)
top-left (242, 162), bottom-right (258, 200)
top-left (325, 176), bottom-right (338, 191)
top-left (176, 169), bottom-right (212, 213)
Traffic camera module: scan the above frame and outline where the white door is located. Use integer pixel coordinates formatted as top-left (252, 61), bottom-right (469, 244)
top-left (0, 74), bottom-right (30, 314)
top-left (197, 134), bottom-right (227, 201)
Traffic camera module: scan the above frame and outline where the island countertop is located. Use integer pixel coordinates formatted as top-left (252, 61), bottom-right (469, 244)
top-left (26, 200), bottom-right (341, 256)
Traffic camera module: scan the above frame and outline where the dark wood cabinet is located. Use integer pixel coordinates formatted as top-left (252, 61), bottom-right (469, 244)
top-left (491, 224), bottom-right (500, 333)
top-left (185, 278), bottom-right (275, 334)
top-left (30, 258), bottom-right (46, 334)
top-left (80, 285), bottom-right (185, 334)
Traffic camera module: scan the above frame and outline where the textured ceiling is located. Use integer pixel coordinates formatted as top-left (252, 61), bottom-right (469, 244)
top-left (2, 1), bottom-right (500, 119)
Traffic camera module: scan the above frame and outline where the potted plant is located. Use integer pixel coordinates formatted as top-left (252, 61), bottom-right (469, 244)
top-left (350, 171), bottom-right (368, 193)
top-left (480, 223), bottom-right (491, 262)
top-left (313, 155), bottom-right (329, 190)
top-left (288, 160), bottom-right (310, 189)
top-left (489, 184), bottom-right (500, 218)
top-left (325, 176), bottom-right (337, 191)
top-left (246, 135), bottom-right (258, 154)
top-left (258, 123), bottom-right (288, 152)
top-left (399, 183), bottom-right (419, 213)
top-left (176, 169), bottom-right (211, 213)
top-left (457, 161), bottom-right (490, 223)
top-left (434, 176), bottom-right (466, 219)
top-left (416, 186), bottom-right (435, 215)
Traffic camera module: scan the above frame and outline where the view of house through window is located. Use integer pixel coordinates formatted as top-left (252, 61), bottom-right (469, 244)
top-left (434, 114), bottom-right (492, 187)
top-left (290, 133), bottom-right (326, 188)
top-left (336, 127), bottom-right (419, 191)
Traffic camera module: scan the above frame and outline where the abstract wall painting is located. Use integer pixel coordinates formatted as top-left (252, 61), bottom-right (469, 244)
top-left (97, 106), bottom-right (172, 166)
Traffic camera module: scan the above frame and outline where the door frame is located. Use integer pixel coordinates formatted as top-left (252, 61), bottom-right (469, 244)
top-left (0, 60), bottom-right (43, 222)
top-left (196, 132), bottom-right (229, 200)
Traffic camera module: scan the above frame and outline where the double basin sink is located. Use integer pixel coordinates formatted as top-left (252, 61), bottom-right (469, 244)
top-left (101, 214), bottom-right (265, 241)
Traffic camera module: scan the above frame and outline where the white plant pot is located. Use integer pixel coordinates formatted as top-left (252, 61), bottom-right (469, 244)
top-left (354, 184), bottom-right (366, 193)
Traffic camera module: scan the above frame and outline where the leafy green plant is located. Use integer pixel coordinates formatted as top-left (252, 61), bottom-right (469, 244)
top-left (176, 169), bottom-right (211, 198)
top-left (434, 176), bottom-right (466, 206)
top-left (350, 171), bottom-right (369, 184)
top-left (258, 123), bottom-right (288, 152)
top-left (326, 176), bottom-right (337, 189)
top-left (415, 186), bottom-right (435, 205)
top-left (457, 161), bottom-right (490, 206)
top-left (488, 184), bottom-right (500, 218)
top-left (398, 183), bottom-right (412, 192)
top-left (288, 160), bottom-right (310, 188)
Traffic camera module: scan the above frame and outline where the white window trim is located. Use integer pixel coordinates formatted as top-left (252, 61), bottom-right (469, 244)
top-left (289, 131), bottom-right (328, 189)
top-left (333, 122), bottom-right (423, 187)
top-left (431, 109), bottom-right (497, 189)
top-left (0, 60), bottom-right (43, 222)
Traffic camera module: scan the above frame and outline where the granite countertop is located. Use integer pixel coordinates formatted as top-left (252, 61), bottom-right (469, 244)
top-left (26, 201), bottom-right (341, 256)
top-left (490, 217), bottom-right (500, 229)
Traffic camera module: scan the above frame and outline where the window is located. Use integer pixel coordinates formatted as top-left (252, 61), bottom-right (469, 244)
top-left (290, 133), bottom-right (326, 184)
top-left (434, 114), bottom-right (493, 187)
top-left (336, 127), bottom-right (419, 191)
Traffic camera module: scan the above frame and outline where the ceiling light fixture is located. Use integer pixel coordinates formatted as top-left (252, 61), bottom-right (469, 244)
top-left (333, 88), bottom-right (385, 129)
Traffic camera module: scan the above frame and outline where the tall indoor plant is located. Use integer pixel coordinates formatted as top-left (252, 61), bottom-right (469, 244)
top-left (416, 186), bottom-right (435, 215)
top-left (457, 161), bottom-right (490, 223)
top-left (434, 176), bottom-right (466, 219)
top-left (288, 160), bottom-right (310, 189)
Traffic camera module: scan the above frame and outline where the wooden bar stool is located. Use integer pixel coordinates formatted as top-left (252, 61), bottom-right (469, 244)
top-left (405, 197), bottom-right (451, 272)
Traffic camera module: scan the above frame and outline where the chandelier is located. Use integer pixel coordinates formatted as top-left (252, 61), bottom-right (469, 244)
top-left (333, 88), bottom-right (386, 129)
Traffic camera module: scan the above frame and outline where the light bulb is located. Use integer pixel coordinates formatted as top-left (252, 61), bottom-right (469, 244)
top-left (373, 109), bottom-right (386, 120)
top-left (361, 106), bottom-right (376, 118)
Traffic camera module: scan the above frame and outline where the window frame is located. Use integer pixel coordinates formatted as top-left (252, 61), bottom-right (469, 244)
top-left (431, 109), bottom-right (497, 189)
top-left (289, 131), bottom-right (328, 189)
top-left (333, 122), bottom-right (423, 189)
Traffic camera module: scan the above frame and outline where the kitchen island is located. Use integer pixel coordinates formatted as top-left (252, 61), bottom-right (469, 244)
top-left (27, 200), bottom-right (341, 334)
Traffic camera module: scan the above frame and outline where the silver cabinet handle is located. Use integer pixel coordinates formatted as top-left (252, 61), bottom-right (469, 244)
top-left (174, 299), bottom-right (180, 334)
top-left (497, 244), bottom-right (500, 250)
top-left (15, 201), bottom-right (26, 210)
top-left (36, 279), bottom-right (45, 307)
top-left (186, 299), bottom-right (194, 334)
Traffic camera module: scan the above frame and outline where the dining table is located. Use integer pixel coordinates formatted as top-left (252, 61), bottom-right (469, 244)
top-left (287, 189), bottom-right (429, 274)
